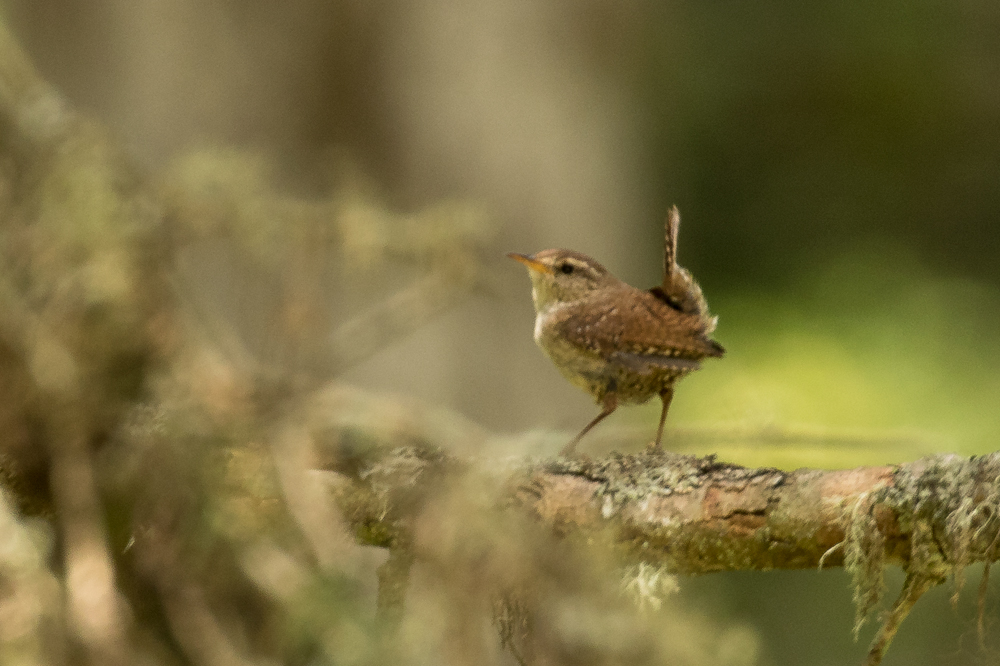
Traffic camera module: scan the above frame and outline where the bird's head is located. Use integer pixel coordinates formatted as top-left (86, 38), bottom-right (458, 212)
top-left (508, 249), bottom-right (618, 311)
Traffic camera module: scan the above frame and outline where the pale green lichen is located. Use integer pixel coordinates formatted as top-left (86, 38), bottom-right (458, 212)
top-left (547, 450), bottom-right (717, 508)
top-left (844, 453), bottom-right (1000, 640)
top-left (546, 450), bottom-right (787, 572)
top-left (621, 562), bottom-right (680, 612)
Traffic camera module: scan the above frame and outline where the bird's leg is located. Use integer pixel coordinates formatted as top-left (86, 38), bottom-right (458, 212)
top-left (562, 393), bottom-right (618, 456)
top-left (649, 387), bottom-right (674, 452)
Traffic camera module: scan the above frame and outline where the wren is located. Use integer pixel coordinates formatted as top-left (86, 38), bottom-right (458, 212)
top-left (509, 207), bottom-right (724, 455)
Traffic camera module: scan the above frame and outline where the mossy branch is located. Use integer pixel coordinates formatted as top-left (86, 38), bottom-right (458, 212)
top-left (324, 429), bottom-right (1000, 665)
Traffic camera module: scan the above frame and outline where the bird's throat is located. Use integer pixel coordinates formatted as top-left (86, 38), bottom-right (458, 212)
top-left (533, 301), bottom-right (570, 344)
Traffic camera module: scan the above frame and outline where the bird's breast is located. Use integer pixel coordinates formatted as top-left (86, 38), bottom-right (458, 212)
top-left (532, 305), bottom-right (611, 395)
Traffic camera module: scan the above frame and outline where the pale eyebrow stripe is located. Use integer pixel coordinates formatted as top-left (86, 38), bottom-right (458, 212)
top-left (564, 257), bottom-right (598, 277)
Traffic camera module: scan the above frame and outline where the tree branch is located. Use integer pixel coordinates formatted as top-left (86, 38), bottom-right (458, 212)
top-left (326, 431), bottom-right (1000, 664)
top-left (333, 443), bottom-right (1000, 572)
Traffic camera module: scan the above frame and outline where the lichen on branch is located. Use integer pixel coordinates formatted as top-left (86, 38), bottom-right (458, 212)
top-left (322, 426), bottom-right (1000, 665)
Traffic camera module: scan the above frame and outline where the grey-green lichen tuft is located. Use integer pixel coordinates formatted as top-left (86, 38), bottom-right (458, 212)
top-left (332, 445), bottom-right (458, 548)
top-left (546, 449), bottom-right (781, 515)
top-left (845, 453), bottom-right (1000, 637)
top-left (549, 450), bottom-right (712, 505)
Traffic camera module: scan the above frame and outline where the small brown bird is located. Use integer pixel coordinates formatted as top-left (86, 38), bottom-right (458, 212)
top-left (509, 207), bottom-right (724, 455)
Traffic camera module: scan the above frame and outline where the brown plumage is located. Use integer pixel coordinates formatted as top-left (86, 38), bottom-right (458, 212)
top-left (509, 206), bottom-right (723, 455)
top-left (551, 285), bottom-right (723, 361)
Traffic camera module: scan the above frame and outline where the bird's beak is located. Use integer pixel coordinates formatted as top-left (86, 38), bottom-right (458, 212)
top-left (507, 252), bottom-right (553, 274)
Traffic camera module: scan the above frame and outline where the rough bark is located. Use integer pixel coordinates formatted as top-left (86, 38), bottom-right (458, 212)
top-left (331, 443), bottom-right (1000, 574)
top-left (327, 438), bottom-right (1000, 666)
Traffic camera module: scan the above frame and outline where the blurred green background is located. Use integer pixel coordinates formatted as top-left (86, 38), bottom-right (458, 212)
top-left (635, 1), bottom-right (1000, 472)
top-left (5, 0), bottom-right (1000, 663)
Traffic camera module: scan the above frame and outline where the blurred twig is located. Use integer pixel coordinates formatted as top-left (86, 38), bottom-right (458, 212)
top-left (0, 488), bottom-right (62, 666)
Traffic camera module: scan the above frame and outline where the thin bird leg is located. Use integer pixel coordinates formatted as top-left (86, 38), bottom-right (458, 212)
top-left (649, 387), bottom-right (674, 451)
top-left (562, 394), bottom-right (618, 456)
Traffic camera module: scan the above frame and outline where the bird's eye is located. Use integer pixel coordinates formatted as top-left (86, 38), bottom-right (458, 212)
top-left (560, 263), bottom-right (574, 275)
